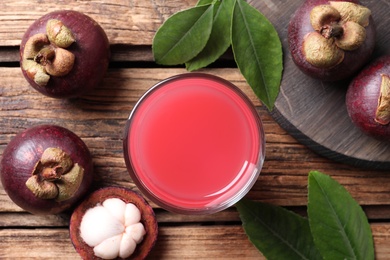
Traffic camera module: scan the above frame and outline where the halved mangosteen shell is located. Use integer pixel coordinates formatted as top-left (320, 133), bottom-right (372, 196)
top-left (69, 187), bottom-right (158, 260)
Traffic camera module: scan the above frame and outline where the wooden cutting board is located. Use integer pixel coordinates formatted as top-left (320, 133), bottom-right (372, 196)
top-left (249, 0), bottom-right (390, 170)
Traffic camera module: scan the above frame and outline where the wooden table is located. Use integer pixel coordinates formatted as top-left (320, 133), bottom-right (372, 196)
top-left (1, 1), bottom-right (390, 259)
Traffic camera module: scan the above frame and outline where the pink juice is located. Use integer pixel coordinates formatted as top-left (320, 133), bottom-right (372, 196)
top-left (124, 73), bottom-right (265, 214)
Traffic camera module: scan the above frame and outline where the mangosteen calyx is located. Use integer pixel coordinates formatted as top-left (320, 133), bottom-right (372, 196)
top-left (22, 19), bottom-right (76, 87)
top-left (375, 74), bottom-right (390, 125)
top-left (25, 147), bottom-right (84, 202)
top-left (303, 1), bottom-right (371, 68)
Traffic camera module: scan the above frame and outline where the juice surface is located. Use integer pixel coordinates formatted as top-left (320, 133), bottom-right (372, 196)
top-left (127, 76), bottom-right (262, 210)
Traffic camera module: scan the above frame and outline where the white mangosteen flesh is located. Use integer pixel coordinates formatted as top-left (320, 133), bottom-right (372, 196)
top-left (79, 198), bottom-right (146, 259)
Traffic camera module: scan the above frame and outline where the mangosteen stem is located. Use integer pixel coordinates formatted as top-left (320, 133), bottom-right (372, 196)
top-left (321, 22), bottom-right (344, 39)
top-left (34, 46), bottom-right (55, 66)
top-left (25, 147), bottom-right (84, 201)
top-left (40, 165), bottom-right (63, 180)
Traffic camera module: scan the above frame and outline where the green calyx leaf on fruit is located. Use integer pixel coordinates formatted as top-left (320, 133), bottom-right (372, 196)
top-left (375, 74), bottom-right (390, 125)
top-left (236, 171), bottom-right (375, 260)
top-left (22, 19), bottom-right (76, 87)
top-left (25, 147), bottom-right (84, 202)
top-left (152, 0), bottom-right (283, 110)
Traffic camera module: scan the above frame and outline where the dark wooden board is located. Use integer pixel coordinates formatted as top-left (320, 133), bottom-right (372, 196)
top-left (250, 0), bottom-right (390, 169)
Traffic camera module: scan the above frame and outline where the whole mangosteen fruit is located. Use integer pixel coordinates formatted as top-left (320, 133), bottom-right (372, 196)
top-left (70, 187), bottom-right (158, 260)
top-left (0, 125), bottom-right (93, 214)
top-left (20, 10), bottom-right (110, 98)
top-left (346, 56), bottom-right (390, 140)
top-left (288, 0), bottom-right (376, 81)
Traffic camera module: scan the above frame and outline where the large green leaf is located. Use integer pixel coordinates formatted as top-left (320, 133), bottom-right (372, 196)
top-left (308, 171), bottom-right (374, 260)
top-left (196, 0), bottom-right (214, 5)
top-left (186, 0), bottom-right (235, 71)
top-left (236, 199), bottom-right (322, 260)
top-left (231, 0), bottom-right (282, 110)
top-left (152, 4), bottom-right (214, 65)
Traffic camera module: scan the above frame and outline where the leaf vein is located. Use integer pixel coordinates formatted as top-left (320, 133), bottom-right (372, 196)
top-left (241, 202), bottom-right (312, 260)
top-left (236, 0), bottom-right (270, 104)
top-left (314, 177), bottom-right (357, 258)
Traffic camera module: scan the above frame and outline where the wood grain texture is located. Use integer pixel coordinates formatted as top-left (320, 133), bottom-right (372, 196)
top-left (248, 0), bottom-right (390, 169)
top-left (0, 0), bottom-right (198, 46)
top-left (2, 67), bottom-right (390, 211)
top-left (1, 0), bottom-right (390, 259)
top-left (1, 224), bottom-right (390, 259)
top-left (2, 67), bottom-right (390, 258)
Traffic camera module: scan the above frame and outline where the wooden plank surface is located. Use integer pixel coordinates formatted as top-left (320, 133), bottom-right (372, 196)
top-left (0, 0), bottom-right (199, 46)
top-left (1, 0), bottom-right (390, 259)
top-left (1, 224), bottom-right (390, 259)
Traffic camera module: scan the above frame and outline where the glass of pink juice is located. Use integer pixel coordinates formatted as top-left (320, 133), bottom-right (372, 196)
top-left (123, 73), bottom-right (265, 214)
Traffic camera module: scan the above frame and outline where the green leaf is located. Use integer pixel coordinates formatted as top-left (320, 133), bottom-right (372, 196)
top-left (196, 0), bottom-right (214, 5)
top-left (308, 171), bottom-right (375, 260)
top-left (186, 0), bottom-right (235, 71)
top-left (236, 199), bottom-right (322, 260)
top-left (231, 0), bottom-right (283, 110)
top-left (152, 5), bottom-right (214, 65)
